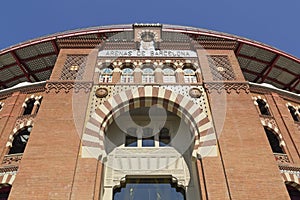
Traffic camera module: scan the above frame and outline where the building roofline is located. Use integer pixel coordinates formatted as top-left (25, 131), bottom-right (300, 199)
top-left (0, 24), bottom-right (299, 93)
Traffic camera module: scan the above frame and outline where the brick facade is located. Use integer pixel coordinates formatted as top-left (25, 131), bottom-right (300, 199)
top-left (0, 24), bottom-right (299, 199)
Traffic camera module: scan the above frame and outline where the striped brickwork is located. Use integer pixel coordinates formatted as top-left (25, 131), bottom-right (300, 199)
top-left (81, 86), bottom-right (217, 159)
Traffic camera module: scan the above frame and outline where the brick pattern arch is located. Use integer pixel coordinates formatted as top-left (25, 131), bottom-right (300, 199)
top-left (261, 122), bottom-right (286, 147)
top-left (81, 86), bottom-right (217, 159)
top-left (252, 95), bottom-right (271, 115)
top-left (6, 121), bottom-right (34, 148)
top-left (286, 102), bottom-right (300, 121)
top-left (21, 94), bottom-right (43, 116)
top-left (22, 95), bottom-right (43, 109)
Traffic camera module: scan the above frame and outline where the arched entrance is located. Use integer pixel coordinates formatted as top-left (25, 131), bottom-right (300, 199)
top-left (81, 86), bottom-right (217, 200)
top-left (82, 86), bottom-right (217, 159)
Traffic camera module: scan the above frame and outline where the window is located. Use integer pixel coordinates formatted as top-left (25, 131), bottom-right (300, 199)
top-left (0, 184), bottom-right (11, 200)
top-left (288, 106), bottom-right (300, 122)
top-left (286, 184), bottom-right (300, 200)
top-left (159, 127), bottom-right (171, 147)
top-left (142, 128), bottom-right (154, 147)
top-left (99, 67), bottom-right (113, 83)
top-left (8, 126), bottom-right (32, 155)
top-left (183, 68), bottom-right (197, 83)
top-left (256, 99), bottom-right (271, 116)
top-left (163, 67), bottom-right (176, 83)
top-left (23, 99), bottom-right (35, 115)
top-left (22, 96), bottom-right (43, 116)
top-left (113, 178), bottom-right (185, 200)
top-left (142, 67), bottom-right (155, 83)
top-left (142, 136), bottom-right (155, 147)
top-left (264, 127), bottom-right (284, 154)
top-left (121, 68), bottom-right (134, 83)
top-left (125, 135), bottom-right (138, 147)
top-left (125, 128), bottom-right (138, 147)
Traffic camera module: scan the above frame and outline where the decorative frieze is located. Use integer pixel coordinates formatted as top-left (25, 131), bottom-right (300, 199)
top-left (0, 166), bottom-right (18, 174)
top-left (204, 82), bottom-right (250, 94)
top-left (15, 114), bottom-right (36, 128)
top-left (45, 81), bottom-right (93, 93)
top-left (20, 85), bottom-right (45, 94)
top-left (96, 58), bottom-right (199, 68)
top-left (274, 153), bottom-right (290, 164)
top-left (2, 154), bottom-right (23, 167)
top-left (259, 116), bottom-right (279, 132)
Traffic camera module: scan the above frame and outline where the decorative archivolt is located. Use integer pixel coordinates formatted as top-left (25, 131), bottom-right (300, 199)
top-left (252, 95), bottom-right (270, 107)
top-left (260, 120), bottom-right (285, 147)
top-left (81, 86), bottom-right (217, 159)
top-left (286, 102), bottom-right (300, 115)
top-left (96, 59), bottom-right (199, 71)
top-left (286, 102), bottom-right (300, 109)
top-left (22, 95), bottom-right (43, 108)
top-left (6, 121), bottom-right (34, 148)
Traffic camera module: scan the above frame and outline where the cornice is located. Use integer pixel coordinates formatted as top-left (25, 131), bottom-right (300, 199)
top-left (45, 81), bottom-right (93, 93)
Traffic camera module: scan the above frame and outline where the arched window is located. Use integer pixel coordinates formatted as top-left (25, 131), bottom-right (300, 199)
top-left (256, 99), bottom-right (271, 116)
top-left (121, 68), bottom-right (134, 83)
top-left (23, 98), bottom-right (35, 115)
top-left (286, 184), bottom-right (300, 200)
top-left (142, 67), bottom-right (155, 83)
top-left (163, 67), bottom-right (176, 83)
top-left (288, 106), bottom-right (300, 122)
top-left (113, 177), bottom-right (185, 200)
top-left (8, 126), bottom-right (32, 155)
top-left (264, 127), bottom-right (284, 154)
top-left (159, 127), bottom-right (171, 147)
top-left (99, 67), bottom-right (113, 83)
top-left (0, 184), bottom-right (11, 200)
top-left (183, 68), bottom-right (197, 83)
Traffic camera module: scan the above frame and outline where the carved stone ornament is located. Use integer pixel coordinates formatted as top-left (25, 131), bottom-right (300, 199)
top-left (189, 88), bottom-right (202, 98)
top-left (95, 88), bottom-right (108, 98)
top-left (204, 82), bottom-right (250, 94)
top-left (45, 81), bottom-right (93, 93)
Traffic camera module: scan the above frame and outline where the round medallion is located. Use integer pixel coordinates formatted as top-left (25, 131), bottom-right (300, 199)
top-left (189, 88), bottom-right (202, 98)
top-left (95, 88), bottom-right (108, 98)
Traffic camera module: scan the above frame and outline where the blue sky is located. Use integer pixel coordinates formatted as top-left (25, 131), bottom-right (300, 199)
top-left (1, 0), bottom-right (300, 58)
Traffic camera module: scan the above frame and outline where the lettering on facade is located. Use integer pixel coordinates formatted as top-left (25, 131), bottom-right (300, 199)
top-left (98, 50), bottom-right (198, 58)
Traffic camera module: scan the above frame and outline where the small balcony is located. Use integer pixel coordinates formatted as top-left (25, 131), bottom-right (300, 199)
top-left (274, 153), bottom-right (290, 164)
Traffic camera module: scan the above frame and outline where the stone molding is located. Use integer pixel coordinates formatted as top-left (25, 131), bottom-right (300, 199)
top-left (45, 81), bottom-right (93, 93)
top-left (204, 81), bottom-right (250, 94)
